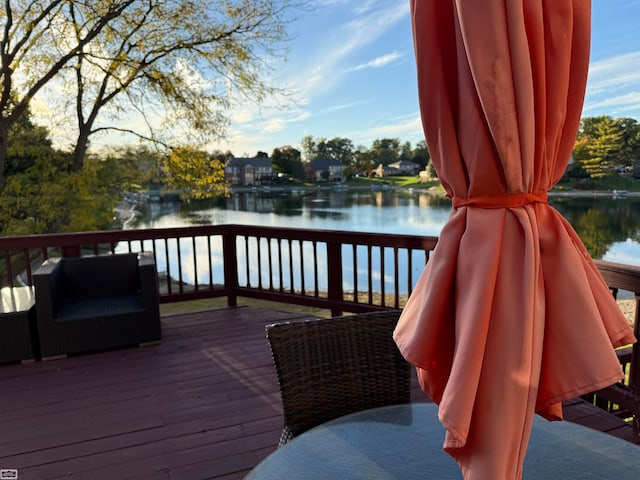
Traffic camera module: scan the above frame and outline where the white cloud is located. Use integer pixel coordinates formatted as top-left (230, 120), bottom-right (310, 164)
top-left (281, 1), bottom-right (410, 101)
top-left (348, 114), bottom-right (423, 145)
top-left (585, 51), bottom-right (640, 118)
top-left (264, 118), bottom-right (285, 132)
top-left (231, 108), bottom-right (255, 124)
top-left (354, 52), bottom-right (403, 71)
top-left (584, 92), bottom-right (640, 112)
top-left (587, 52), bottom-right (640, 95)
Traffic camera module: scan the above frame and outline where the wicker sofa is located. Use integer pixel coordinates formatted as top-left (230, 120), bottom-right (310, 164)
top-left (33, 252), bottom-right (161, 358)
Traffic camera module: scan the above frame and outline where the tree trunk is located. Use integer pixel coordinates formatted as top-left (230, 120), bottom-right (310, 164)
top-left (72, 129), bottom-right (90, 172)
top-left (0, 122), bottom-right (8, 193)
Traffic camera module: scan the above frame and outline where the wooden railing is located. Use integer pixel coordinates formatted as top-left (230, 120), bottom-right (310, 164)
top-left (0, 225), bottom-right (438, 316)
top-left (1, 226), bottom-right (638, 435)
top-left (586, 260), bottom-right (640, 434)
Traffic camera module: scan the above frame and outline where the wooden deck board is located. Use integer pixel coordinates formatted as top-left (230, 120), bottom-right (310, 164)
top-left (0, 306), bottom-right (295, 479)
top-left (0, 305), bottom-right (637, 479)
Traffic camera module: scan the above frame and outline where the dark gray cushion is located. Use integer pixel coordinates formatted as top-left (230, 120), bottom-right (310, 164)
top-left (61, 254), bottom-right (140, 299)
top-left (56, 294), bottom-right (144, 321)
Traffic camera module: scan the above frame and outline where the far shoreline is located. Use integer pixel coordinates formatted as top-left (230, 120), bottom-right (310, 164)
top-left (228, 183), bottom-right (640, 198)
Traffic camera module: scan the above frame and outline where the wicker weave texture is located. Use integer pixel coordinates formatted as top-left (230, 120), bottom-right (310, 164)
top-left (33, 253), bottom-right (161, 358)
top-left (266, 310), bottom-right (411, 446)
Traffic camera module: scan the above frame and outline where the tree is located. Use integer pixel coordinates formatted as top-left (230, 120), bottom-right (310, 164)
top-left (352, 147), bottom-right (375, 177)
top-left (574, 116), bottom-right (624, 179)
top-left (101, 145), bottom-right (163, 191)
top-left (271, 145), bottom-right (303, 179)
top-left (615, 117), bottom-right (640, 169)
top-left (163, 146), bottom-right (227, 200)
top-left (411, 139), bottom-right (430, 169)
top-left (0, 0), bottom-right (301, 190)
top-left (300, 135), bottom-right (317, 161)
top-left (399, 141), bottom-right (413, 161)
top-left (323, 137), bottom-right (354, 165)
top-left (1, 0), bottom-right (138, 191)
top-left (6, 102), bottom-right (53, 175)
top-left (370, 138), bottom-right (400, 165)
top-left (0, 153), bottom-right (120, 235)
top-left (0, 105), bottom-right (123, 235)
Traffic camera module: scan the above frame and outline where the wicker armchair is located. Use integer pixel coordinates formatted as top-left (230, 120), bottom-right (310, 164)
top-left (266, 310), bottom-right (411, 447)
top-left (33, 252), bottom-right (161, 358)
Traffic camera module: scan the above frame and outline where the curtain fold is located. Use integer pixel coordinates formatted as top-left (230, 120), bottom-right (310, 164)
top-left (394, 1), bottom-right (636, 478)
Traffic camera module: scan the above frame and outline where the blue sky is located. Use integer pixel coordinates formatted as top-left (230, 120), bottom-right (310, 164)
top-left (218, 0), bottom-right (640, 158)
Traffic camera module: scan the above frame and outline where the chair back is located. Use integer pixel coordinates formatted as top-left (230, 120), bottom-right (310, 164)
top-left (266, 310), bottom-right (411, 446)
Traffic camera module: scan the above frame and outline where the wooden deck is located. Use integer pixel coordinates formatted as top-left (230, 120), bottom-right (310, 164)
top-left (0, 306), bottom-right (638, 479)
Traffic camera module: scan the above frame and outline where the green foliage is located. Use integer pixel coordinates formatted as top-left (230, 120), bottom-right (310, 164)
top-left (6, 104), bottom-right (53, 175)
top-left (352, 149), bottom-right (376, 177)
top-left (102, 146), bottom-right (163, 190)
top-left (1, 0), bottom-right (301, 185)
top-left (371, 138), bottom-right (400, 166)
top-left (0, 154), bottom-right (118, 235)
top-left (0, 106), bottom-right (147, 235)
top-left (426, 160), bottom-right (438, 179)
top-left (301, 136), bottom-right (355, 164)
top-left (163, 146), bottom-right (228, 200)
top-left (271, 146), bottom-right (304, 180)
top-left (300, 135), bottom-right (430, 178)
top-left (411, 140), bottom-right (431, 169)
top-left (573, 116), bottom-right (638, 179)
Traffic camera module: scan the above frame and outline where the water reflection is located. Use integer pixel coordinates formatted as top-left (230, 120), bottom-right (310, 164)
top-left (131, 189), bottom-right (640, 265)
top-left (550, 196), bottom-right (640, 261)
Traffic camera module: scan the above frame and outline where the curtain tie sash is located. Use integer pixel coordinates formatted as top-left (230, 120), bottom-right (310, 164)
top-left (452, 191), bottom-right (548, 209)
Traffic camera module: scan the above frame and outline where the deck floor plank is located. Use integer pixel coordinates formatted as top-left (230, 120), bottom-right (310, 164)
top-left (0, 305), bottom-right (637, 479)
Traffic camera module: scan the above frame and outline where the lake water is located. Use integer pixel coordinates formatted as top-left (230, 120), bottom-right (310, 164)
top-left (129, 188), bottom-right (640, 270)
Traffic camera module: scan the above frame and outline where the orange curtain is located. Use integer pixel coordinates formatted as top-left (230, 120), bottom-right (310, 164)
top-left (393, 1), bottom-right (636, 478)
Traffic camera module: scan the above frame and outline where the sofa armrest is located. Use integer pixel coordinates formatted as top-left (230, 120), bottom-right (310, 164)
top-left (33, 258), bottom-right (64, 318)
top-left (138, 253), bottom-right (159, 300)
top-left (137, 252), bottom-right (161, 343)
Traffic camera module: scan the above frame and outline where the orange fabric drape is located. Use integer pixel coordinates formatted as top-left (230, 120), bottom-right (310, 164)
top-left (393, 1), bottom-right (636, 479)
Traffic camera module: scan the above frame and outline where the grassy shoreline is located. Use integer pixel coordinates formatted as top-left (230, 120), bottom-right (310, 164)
top-left (228, 173), bottom-right (640, 196)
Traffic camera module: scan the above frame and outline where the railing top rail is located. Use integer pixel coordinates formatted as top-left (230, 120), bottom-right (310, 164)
top-left (594, 259), bottom-right (640, 294)
top-left (0, 225), bottom-right (439, 251)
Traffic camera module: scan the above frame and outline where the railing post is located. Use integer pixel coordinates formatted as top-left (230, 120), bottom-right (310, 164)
top-left (223, 229), bottom-right (238, 307)
top-left (327, 241), bottom-right (343, 317)
top-left (631, 294), bottom-right (640, 432)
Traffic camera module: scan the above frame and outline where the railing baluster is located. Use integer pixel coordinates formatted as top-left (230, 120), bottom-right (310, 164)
top-left (244, 236), bottom-right (250, 287)
top-left (313, 241), bottom-right (319, 298)
top-left (207, 236), bottom-right (213, 289)
top-left (380, 246), bottom-right (386, 307)
top-left (268, 237), bottom-right (274, 291)
top-left (164, 238), bottom-right (172, 295)
top-left (192, 237), bottom-right (199, 291)
top-left (299, 240), bottom-right (305, 296)
top-left (367, 244), bottom-right (373, 305)
top-left (288, 239), bottom-right (294, 294)
top-left (278, 238), bottom-right (284, 293)
top-left (352, 244), bottom-right (358, 304)
top-left (408, 249), bottom-right (414, 297)
top-left (256, 237), bottom-right (263, 290)
top-left (176, 238), bottom-right (184, 293)
top-left (394, 247), bottom-right (399, 308)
